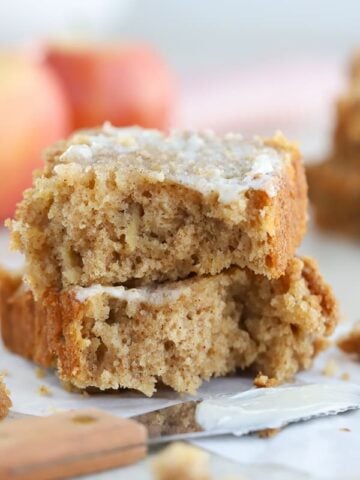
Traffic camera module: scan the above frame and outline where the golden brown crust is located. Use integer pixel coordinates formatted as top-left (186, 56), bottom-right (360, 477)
top-left (301, 257), bottom-right (339, 334)
top-left (0, 267), bottom-right (22, 326)
top-left (1, 257), bottom-right (338, 396)
top-left (270, 141), bottom-right (308, 273)
top-left (307, 160), bottom-right (360, 237)
top-left (0, 377), bottom-right (11, 419)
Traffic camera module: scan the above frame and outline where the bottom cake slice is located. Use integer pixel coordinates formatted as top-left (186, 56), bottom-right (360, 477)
top-left (0, 258), bottom-right (338, 396)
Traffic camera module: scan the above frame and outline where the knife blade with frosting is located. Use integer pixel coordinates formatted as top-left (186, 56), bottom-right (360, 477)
top-left (2, 383), bottom-right (360, 479)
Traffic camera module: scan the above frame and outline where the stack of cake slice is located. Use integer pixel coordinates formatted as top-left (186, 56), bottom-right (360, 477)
top-left (307, 52), bottom-right (360, 237)
top-left (1, 124), bottom-right (338, 396)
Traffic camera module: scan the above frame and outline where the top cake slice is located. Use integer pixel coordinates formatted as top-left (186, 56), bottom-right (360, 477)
top-left (8, 124), bottom-right (307, 296)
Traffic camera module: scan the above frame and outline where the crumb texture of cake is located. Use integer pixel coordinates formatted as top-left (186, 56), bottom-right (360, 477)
top-left (307, 160), bottom-right (360, 236)
top-left (152, 442), bottom-right (211, 480)
top-left (338, 321), bottom-right (360, 356)
top-left (8, 125), bottom-right (307, 297)
top-left (1, 257), bottom-right (338, 396)
top-left (0, 376), bottom-right (11, 419)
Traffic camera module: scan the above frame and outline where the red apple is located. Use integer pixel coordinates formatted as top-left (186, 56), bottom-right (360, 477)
top-left (46, 43), bottom-right (176, 130)
top-left (0, 53), bottom-right (71, 222)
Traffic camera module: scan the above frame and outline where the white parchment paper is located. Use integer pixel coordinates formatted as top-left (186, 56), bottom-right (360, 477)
top-left (1, 224), bottom-right (360, 479)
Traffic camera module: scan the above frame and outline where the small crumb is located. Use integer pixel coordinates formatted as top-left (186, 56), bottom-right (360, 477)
top-left (314, 338), bottom-right (331, 355)
top-left (257, 428), bottom-right (281, 438)
top-left (35, 367), bottom-right (46, 379)
top-left (340, 428), bottom-right (351, 432)
top-left (322, 359), bottom-right (339, 377)
top-left (38, 385), bottom-right (52, 397)
top-left (82, 390), bottom-right (90, 397)
top-left (152, 442), bottom-right (211, 480)
top-left (254, 373), bottom-right (279, 388)
top-left (341, 372), bottom-right (350, 381)
top-left (60, 380), bottom-right (82, 393)
top-left (47, 406), bottom-right (66, 415)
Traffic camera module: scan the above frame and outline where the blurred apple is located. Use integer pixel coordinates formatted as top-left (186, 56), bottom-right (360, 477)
top-left (0, 54), bottom-right (71, 222)
top-left (45, 43), bottom-right (176, 130)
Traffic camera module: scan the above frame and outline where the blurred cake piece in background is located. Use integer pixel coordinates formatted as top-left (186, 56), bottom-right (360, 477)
top-left (350, 49), bottom-right (360, 84)
top-left (338, 321), bottom-right (360, 357)
top-left (333, 87), bottom-right (360, 160)
top-left (333, 50), bottom-right (360, 158)
top-left (308, 50), bottom-right (360, 237)
top-left (307, 159), bottom-right (360, 237)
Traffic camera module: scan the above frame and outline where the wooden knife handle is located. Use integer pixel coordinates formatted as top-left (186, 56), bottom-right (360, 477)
top-left (0, 408), bottom-right (148, 479)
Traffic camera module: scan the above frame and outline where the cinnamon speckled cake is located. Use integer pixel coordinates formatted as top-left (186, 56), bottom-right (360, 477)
top-left (0, 257), bottom-right (338, 396)
top-left (7, 125), bottom-right (307, 298)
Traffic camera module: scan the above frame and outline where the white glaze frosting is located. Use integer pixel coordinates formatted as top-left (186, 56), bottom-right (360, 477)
top-left (195, 384), bottom-right (360, 436)
top-left (74, 283), bottom-right (190, 305)
top-left (57, 123), bottom-right (289, 203)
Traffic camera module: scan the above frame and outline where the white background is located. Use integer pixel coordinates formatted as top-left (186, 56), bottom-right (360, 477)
top-left (1, 0), bottom-right (360, 69)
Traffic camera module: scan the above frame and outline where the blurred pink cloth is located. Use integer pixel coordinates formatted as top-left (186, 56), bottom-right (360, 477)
top-left (174, 58), bottom-right (345, 139)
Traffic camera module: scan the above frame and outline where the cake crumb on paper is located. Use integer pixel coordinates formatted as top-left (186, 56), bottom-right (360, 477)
top-left (322, 359), bottom-right (339, 377)
top-left (152, 442), bottom-right (211, 480)
top-left (60, 380), bottom-right (82, 393)
top-left (340, 427), bottom-right (351, 432)
top-left (254, 373), bottom-right (279, 388)
top-left (38, 385), bottom-right (52, 397)
top-left (47, 406), bottom-right (66, 415)
top-left (35, 367), bottom-right (46, 379)
top-left (257, 428), bottom-right (281, 438)
top-left (341, 372), bottom-right (350, 381)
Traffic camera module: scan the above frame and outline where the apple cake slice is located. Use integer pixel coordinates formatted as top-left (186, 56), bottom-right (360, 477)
top-left (1, 257), bottom-right (337, 397)
top-left (8, 125), bottom-right (307, 298)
